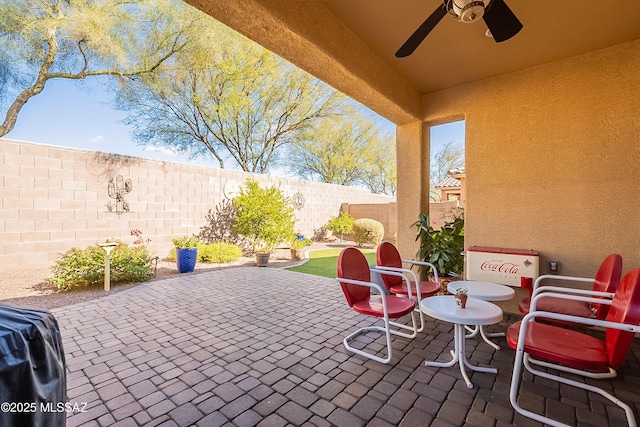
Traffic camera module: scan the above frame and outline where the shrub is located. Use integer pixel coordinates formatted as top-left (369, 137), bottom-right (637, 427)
top-left (232, 179), bottom-right (296, 253)
top-left (198, 199), bottom-right (243, 245)
top-left (352, 218), bottom-right (384, 247)
top-left (326, 212), bottom-right (354, 240)
top-left (313, 226), bottom-right (328, 241)
top-left (110, 245), bottom-right (154, 283)
top-left (50, 242), bottom-right (153, 290)
top-left (197, 243), bottom-right (243, 263)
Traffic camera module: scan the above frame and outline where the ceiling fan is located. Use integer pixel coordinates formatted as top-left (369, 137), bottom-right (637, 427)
top-left (395, 0), bottom-right (523, 58)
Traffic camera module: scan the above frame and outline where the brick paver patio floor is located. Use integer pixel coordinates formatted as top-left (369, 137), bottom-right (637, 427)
top-left (52, 267), bottom-right (640, 426)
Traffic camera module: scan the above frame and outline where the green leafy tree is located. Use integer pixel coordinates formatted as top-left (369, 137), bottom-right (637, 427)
top-left (289, 119), bottom-right (365, 185)
top-left (359, 133), bottom-right (397, 195)
top-left (232, 179), bottom-right (295, 253)
top-left (430, 139), bottom-right (464, 200)
top-left (288, 110), bottom-right (396, 194)
top-left (0, 0), bottom-right (189, 137)
top-left (115, 14), bottom-right (345, 173)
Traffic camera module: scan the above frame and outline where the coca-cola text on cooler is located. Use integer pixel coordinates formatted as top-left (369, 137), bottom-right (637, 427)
top-left (480, 261), bottom-right (519, 275)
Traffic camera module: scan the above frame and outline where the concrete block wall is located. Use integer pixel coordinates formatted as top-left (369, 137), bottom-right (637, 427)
top-left (339, 200), bottom-right (462, 240)
top-left (0, 139), bottom-right (395, 272)
top-left (428, 201), bottom-right (462, 229)
top-left (340, 202), bottom-right (398, 239)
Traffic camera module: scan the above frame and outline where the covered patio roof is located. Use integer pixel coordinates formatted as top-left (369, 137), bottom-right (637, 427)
top-left (185, 0), bottom-right (640, 125)
top-left (56, 268), bottom-right (640, 426)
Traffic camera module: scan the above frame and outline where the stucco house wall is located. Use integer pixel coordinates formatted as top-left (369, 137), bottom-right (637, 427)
top-left (0, 139), bottom-right (394, 272)
top-left (421, 40), bottom-right (640, 276)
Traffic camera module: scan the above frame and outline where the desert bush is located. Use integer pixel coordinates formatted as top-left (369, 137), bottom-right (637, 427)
top-left (198, 199), bottom-right (243, 245)
top-left (110, 245), bottom-right (154, 283)
top-left (50, 242), bottom-right (153, 290)
top-left (326, 212), bottom-right (354, 240)
top-left (197, 243), bottom-right (243, 263)
top-left (168, 242), bottom-right (243, 263)
top-left (290, 237), bottom-right (313, 250)
top-left (352, 218), bottom-right (384, 247)
top-left (313, 226), bottom-right (328, 241)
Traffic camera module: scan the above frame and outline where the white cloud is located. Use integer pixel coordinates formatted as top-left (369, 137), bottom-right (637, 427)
top-left (146, 146), bottom-right (179, 156)
top-left (90, 135), bottom-right (104, 143)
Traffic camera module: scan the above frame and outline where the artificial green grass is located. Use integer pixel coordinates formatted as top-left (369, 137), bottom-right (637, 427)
top-left (285, 248), bottom-right (375, 278)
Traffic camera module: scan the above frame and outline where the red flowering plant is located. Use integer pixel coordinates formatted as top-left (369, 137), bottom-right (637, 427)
top-left (131, 229), bottom-right (151, 246)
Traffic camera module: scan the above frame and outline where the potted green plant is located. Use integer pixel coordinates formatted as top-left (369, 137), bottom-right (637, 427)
top-left (454, 287), bottom-right (468, 308)
top-left (173, 235), bottom-right (200, 273)
top-left (254, 241), bottom-right (277, 267)
top-left (326, 212), bottom-right (354, 242)
top-left (290, 237), bottom-right (311, 260)
top-left (232, 179), bottom-right (296, 267)
top-left (412, 212), bottom-right (464, 283)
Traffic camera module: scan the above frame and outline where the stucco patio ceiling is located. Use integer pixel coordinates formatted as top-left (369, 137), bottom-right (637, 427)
top-left (321, 0), bottom-right (640, 94)
top-left (187, 0), bottom-right (640, 125)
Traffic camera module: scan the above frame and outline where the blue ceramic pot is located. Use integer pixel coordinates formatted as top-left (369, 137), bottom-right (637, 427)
top-left (176, 247), bottom-right (197, 273)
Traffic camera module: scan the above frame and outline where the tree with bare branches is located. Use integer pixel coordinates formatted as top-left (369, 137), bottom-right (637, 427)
top-left (288, 110), bottom-right (396, 194)
top-left (0, 0), bottom-right (190, 137)
top-left (430, 139), bottom-right (464, 200)
top-left (115, 16), bottom-right (345, 174)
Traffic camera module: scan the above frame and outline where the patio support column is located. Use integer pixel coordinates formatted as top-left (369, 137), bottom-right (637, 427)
top-left (396, 120), bottom-right (427, 260)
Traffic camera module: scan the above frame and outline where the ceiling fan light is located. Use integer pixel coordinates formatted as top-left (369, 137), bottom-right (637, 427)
top-left (452, 0), bottom-right (486, 23)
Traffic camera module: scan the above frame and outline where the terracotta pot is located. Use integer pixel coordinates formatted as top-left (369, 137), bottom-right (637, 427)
top-left (255, 252), bottom-right (270, 267)
top-left (454, 294), bottom-right (468, 309)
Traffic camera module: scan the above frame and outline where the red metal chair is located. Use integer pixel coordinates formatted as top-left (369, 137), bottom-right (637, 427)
top-left (507, 268), bottom-right (640, 427)
top-left (518, 254), bottom-right (622, 321)
top-left (337, 247), bottom-right (418, 364)
top-left (376, 241), bottom-right (441, 332)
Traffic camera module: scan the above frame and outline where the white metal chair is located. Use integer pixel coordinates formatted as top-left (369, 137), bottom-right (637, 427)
top-left (518, 253), bottom-right (622, 322)
top-left (376, 241), bottom-right (440, 332)
top-left (337, 247), bottom-right (418, 364)
top-left (507, 268), bottom-right (640, 427)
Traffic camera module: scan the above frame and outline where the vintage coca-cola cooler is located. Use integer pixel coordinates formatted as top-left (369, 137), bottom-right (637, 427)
top-left (466, 246), bottom-right (539, 287)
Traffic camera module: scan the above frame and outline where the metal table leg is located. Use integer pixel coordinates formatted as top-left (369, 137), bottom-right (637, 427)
top-left (426, 323), bottom-right (498, 388)
top-left (464, 325), bottom-right (501, 351)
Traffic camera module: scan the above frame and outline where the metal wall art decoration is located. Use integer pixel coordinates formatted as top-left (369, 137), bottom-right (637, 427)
top-left (291, 192), bottom-right (305, 210)
top-left (107, 175), bottom-right (132, 215)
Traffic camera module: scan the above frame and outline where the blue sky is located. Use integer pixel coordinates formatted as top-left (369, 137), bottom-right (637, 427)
top-left (6, 78), bottom-right (465, 175)
top-left (431, 120), bottom-right (466, 157)
top-left (7, 78), bottom-right (219, 168)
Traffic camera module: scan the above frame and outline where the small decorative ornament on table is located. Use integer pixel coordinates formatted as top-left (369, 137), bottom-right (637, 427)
top-left (454, 288), bottom-right (468, 308)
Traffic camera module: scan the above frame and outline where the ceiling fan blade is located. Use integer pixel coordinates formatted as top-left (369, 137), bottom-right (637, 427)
top-left (483, 0), bottom-right (522, 42)
top-left (395, 3), bottom-right (448, 58)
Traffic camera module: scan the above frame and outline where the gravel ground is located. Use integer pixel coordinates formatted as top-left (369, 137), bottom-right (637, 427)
top-left (0, 245), bottom-right (336, 311)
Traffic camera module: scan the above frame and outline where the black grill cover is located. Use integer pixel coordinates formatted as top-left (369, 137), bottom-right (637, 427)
top-left (0, 304), bottom-right (66, 427)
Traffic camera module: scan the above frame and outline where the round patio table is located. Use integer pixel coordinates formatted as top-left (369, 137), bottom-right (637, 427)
top-left (420, 295), bottom-right (503, 388)
top-left (447, 280), bottom-right (515, 350)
